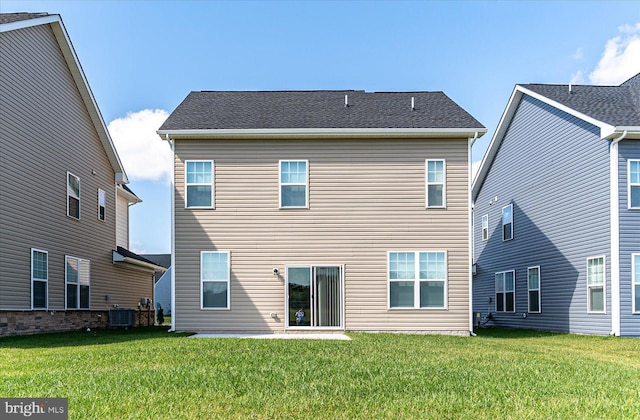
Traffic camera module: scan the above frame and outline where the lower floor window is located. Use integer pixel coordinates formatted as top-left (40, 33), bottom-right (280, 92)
top-left (388, 251), bottom-right (447, 309)
top-left (201, 251), bottom-right (230, 309)
top-left (495, 270), bottom-right (515, 312)
top-left (527, 266), bottom-right (541, 313)
top-left (31, 249), bottom-right (48, 309)
top-left (66, 256), bottom-right (90, 309)
top-left (633, 254), bottom-right (640, 313)
top-left (587, 256), bottom-right (605, 313)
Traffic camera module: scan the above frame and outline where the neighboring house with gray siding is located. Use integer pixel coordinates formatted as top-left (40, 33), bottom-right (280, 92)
top-left (472, 74), bottom-right (640, 336)
top-left (0, 13), bottom-right (165, 335)
top-left (158, 90), bottom-right (486, 335)
top-left (141, 254), bottom-right (172, 315)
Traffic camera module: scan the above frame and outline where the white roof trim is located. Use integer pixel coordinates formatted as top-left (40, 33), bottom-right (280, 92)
top-left (2, 14), bottom-right (129, 184)
top-left (158, 127), bottom-right (487, 140)
top-left (471, 84), bottom-right (635, 200)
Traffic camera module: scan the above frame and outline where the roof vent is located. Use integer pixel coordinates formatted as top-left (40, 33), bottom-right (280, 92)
top-left (344, 94), bottom-right (349, 107)
top-left (411, 97), bottom-right (415, 111)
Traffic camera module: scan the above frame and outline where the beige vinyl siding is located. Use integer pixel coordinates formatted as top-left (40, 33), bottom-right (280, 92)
top-left (173, 138), bottom-right (469, 334)
top-left (0, 23), bottom-right (153, 311)
top-left (116, 193), bottom-right (130, 248)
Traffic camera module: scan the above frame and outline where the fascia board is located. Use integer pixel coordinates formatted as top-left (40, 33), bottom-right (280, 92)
top-left (48, 18), bottom-right (129, 184)
top-left (157, 127), bottom-right (487, 140)
top-left (113, 251), bottom-right (166, 272)
top-left (0, 14), bottom-right (60, 32)
top-left (117, 185), bottom-right (142, 204)
top-left (517, 86), bottom-right (615, 137)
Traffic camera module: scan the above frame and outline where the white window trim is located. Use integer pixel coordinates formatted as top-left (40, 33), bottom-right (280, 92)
top-left (387, 250), bottom-right (448, 310)
top-left (481, 214), bottom-right (489, 241)
top-left (629, 159), bottom-right (640, 210)
top-left (31, 248), bottom-right (48, 310)
top-left (527, 266), bottom-right (541, 314)
top-left (632, 254), bottom-right (640, 313)
top-left (279, 159), bottom-right (309, 209)
top-left (200, 251), bottom-right (231, 310)
top-left (495, 270), bottom-right (515, 313)
top-left (98, 188), bottom-right (106, 221)
top-left (502, 203), bottom-right (513, 241)
top-left (425, 159), bottom-right (446, 208)
top-left (587, 255), bottom-right (606, 314)
top-left (65, 255), bottom-right (90, 310)
top-left (67, 171), bottom-right (80, 219)
top-left (185, 160), bottom-right (215, 209)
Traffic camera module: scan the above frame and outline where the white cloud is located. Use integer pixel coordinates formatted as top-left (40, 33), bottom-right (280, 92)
top-left (472, 160), bottom-right (482, 180)
top-left (569, 70), bottom-right (585, 85)
top-left (108, 109), bottom-right (171, 182)
top-left (589, 23), bottom-right (640, 85)
top-left (571, 47), bottom-right (583, 60)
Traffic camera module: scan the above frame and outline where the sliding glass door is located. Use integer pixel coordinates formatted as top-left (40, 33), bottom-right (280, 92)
top-left (286, 265), bottom-right (343, 329)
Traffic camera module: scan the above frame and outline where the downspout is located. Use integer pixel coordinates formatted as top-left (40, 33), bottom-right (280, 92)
top-left (469, 131), bottom-right (479, 336)
top-left (167, 134), bottom-right (177, 332)
top-left (610, 130), bottom-right (627, 336)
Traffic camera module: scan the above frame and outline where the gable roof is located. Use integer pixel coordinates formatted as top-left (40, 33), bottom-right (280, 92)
top-left (0, 12), bottom-right (129, 184)
top-left (472, 73), bottom-right (640, 200)
top-left (158, 90), bottom-right (486, 139)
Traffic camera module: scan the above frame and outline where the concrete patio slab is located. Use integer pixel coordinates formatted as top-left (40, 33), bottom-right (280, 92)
top-left (189, 333), bottom-right (351, 340)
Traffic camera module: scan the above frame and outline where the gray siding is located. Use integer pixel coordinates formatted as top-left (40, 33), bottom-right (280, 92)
top-left (619, 140), bottom-right (640, 336)
top-left (473, 95), bottom-right (611, 335)
top-left (0, 23), bottom-right (153, 312)
top-left (174, 138), bottom-right (470, 334)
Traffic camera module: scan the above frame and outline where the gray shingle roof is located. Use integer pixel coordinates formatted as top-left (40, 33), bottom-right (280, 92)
top-left (159, 90), bottom-right (484, 131)
top-left (521, 72), bottom-right (640, 127)
top-left (0, 12), bottom-right (49, 25)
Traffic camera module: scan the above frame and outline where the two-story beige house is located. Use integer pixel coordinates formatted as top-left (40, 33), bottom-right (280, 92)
top-left (158, 90), bottom-right (485, 335)
top-left (0, 13), bottom-right (164, 336)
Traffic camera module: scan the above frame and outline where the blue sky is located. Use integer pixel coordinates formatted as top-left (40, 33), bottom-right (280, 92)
top-left (4, 1), bottom-right (640, 254)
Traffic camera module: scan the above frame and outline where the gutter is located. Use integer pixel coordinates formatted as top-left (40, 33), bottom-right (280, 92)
top-left (469, 131), bottom-right (479, 335)
top-left (610, 130), bottom-right (627, 336)
top-left (167, 134), bottom-right (176, 333)
top-left (112, 251), bottom-right (167, 272)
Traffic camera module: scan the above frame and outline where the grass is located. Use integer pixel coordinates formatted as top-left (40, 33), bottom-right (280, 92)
top-left (1, 327), bottom-right (640, 419)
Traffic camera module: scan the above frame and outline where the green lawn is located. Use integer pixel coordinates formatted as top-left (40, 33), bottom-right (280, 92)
top-left (1, 327), bottom-right (639, 419)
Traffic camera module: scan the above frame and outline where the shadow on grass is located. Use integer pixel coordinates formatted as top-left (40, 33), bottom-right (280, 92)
top-left (474, 326), bottom-right (568, 339)
top-left (0, 326), bottom-right (191, 349)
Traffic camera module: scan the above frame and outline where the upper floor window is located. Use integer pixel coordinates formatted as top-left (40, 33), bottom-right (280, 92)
top-left (495, 270), bottom-right (515, 312)
top-left (185, 160), bottom-right (214, 208)
top-left (426, 159), bottom-right (446, 208)
top-left (528, 266), bottom-right (541, 313)
top-left (502, 204), bottom-right (513, 241)
top-left (98, 189), bottom-right (106, 221)
top-left (633, 254), bottom-right (640, 313)
top-left (280, 160), bottom-right (308, 208)
top-left (388, 251), bottom-right (447, 309)
top-left (31, 249), bottom-right (48, 309)
top-left (629, 160), bottom-right (640, 209)
top-left (587, 256), bottom-right (605, 313)
top-left (67, 172), bottom-right (80, 219)
top-left (201, 251), bottom-right (230, 309)
top-left (482, 214), bottom-right (489, 241)
top-left (66, 256), bottom-right (90, 309)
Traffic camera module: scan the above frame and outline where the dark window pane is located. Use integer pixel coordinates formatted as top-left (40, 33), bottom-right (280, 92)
top-left (420, 281), bottom-right (444, 308)
top-left (529, 291), bottom-right (540, 312)
top-left (33, 281), bottom-right (47, 308)
top-left (203, 281), bottom-right (228, 308)
top-left (631, 186), bottom-right (640, 208)
top-left (187, 185), bottom-right (212, 207)
top-left (390, 281), bottom-right (414, 308)
top-left (506, 292), bottom-right (515, 312)
top-left (67, 284), bottom-right (77, 309)
top-left (68, 197), bottom-right (80, 218)
top-left (281, 185), bottom-right (306, 207)
top-left (80, 285), bottom-right (90, 309)
top-left (496, 293), bottom-right (504, 312)
top-left (427, 185), bottom-right (443, 207)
